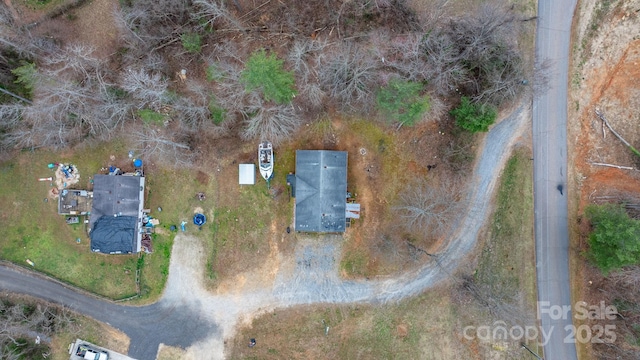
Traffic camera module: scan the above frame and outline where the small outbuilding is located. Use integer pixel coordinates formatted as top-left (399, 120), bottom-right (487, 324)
top-left (239, 164), bottom-right (255, 185)
top-left (89, 174), bottom-right (145, 254)
top-left (293, 150), bottom-right (349, 233)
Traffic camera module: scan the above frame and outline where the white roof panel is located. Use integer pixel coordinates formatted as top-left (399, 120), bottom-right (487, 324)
top-left (239, 164), bottom-right (255, 185)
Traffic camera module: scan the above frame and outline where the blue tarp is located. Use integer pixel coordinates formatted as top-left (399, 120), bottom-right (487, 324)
top-left (90, 215), bottom-right (137, 254)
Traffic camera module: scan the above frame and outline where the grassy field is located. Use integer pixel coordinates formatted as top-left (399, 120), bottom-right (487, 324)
top-left (459, 146), bottom-right (539, 357)
top-left (476, 147), bottom-right (536, 305)
top-left (337, 118), bottom-right (411, 278)
top-left (229, 288), bottom-right (472, 360)
top-left (0, 142), bottom-right (173, 301)
top-left (49, 315), bottom-right (130, 360)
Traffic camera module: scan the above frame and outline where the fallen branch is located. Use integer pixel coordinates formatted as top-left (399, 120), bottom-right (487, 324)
top-left (0, 86), bottom-right (32, 104)
top-left (595, 108), bottom-right (640, 158)
top-left (589, 162), bottom-right (635, 170)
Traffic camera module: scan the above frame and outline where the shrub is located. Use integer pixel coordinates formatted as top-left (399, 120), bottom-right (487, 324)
top-left (240, 49), bottom-right (296, 104)
top-left (376, 79), bottom-right (429, 126)
top-left (137, 108), bottom-right (166, 124)
top-left (585, 203), bottom-right (640, 274)
top-left (205, 64), bottom-right (222, 82)
top-left (450, 97), bottom-right (497, 133)
top-left (11, 62), bottom-right (37, 98)
top-left (181, 32), bottom-right (202, 54)
top-left (208, 97), bottom-right (225, 125)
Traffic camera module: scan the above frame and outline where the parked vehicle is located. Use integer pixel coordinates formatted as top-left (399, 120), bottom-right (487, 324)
top-left (258, 141), bottom-right (274, 181)
top-left (76, 344), bottom-right (109, 360)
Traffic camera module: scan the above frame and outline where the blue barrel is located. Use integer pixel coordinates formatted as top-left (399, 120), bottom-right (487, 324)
top-left (134, 159), bottom-right (143, 168)
top-left (193, 213), bottom-right (206, 226)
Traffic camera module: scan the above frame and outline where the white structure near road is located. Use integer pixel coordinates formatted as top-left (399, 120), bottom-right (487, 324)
top-left (69, 339), bottom-right (136, 360)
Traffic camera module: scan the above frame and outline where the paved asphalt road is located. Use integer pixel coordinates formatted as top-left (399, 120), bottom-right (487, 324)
top-left (0, 264), bottom-right (219, 360)
top-left (533, 1), bottom-right (578, 359)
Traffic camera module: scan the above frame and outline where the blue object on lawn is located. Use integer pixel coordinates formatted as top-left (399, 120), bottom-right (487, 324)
top-left (180, 221), bottom-right (187, 232)
top-left (134, 159), bottom-right (143, 168)
top-left (193, 213), bottom-right (206, 226)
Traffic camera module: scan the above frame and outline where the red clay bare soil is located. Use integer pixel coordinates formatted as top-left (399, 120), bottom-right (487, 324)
top-left (569, 0), bottom-right (640, 358)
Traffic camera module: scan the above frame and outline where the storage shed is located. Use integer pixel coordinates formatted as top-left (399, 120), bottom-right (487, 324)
top-left (239, 164), bottom-right (255, 185)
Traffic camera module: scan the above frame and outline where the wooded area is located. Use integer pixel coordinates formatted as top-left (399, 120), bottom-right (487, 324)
top-left (0, 0), bottom-right (528, 165)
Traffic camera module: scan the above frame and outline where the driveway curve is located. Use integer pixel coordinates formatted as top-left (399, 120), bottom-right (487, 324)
top-left (0, 104), bottom-right (529, 359)
top-left (0, 262), bottom-right (219, 359)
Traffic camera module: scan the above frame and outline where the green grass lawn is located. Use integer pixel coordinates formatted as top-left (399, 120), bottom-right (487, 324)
top-left (0, 134), bottom-right (293, 299)
top-left (206, 175), bottom-right (292, 286)
top-left (467, 146), bottom-right (539, 355)
top-left (476, 147), bottom-right (536, 306)
top-left (0, 142), bottom-right (174, 301)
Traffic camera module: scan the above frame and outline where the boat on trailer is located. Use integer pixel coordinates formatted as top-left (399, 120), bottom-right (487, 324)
top-left (258, 141), bottom-right (274, 181)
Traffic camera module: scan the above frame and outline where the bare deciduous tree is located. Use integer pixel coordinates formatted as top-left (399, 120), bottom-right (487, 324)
top-left (3, 60), bottom-right (128, 150)
top-left (193, 0), bottom-right (244, 31)
top-left (42, 44), bottom-right (104, 82)
top-left (609, 266), bottom-right (640, 293)
top-left (287, 39), bottom-right (328, 80)
top-left (0, 3), bottom-right (14, 25)
top-left (420, 31), bottom-right (468, 94)
top-left (0, 104), bottom-right (23, 130)
top-left (121, 68), bottom-right (169, 109)
top-left (394, 180), bottom-right (465, 237)
top-left (420, 3), bottom-right (524, 105)
top-left (208, 52), bottom-right (247, 117)
top-left (0, 299), bottom-right (79, 359)
top-left (0, 11), bottom-right (38, 60)
top-left (241, 93), bottom-right (300, 145)
top-left (94, 96), bottom-right (132, 137)
top-left (172, 81), bottom-right (212, 129)
top-left (455, 273), bottom-right (536, 328)
top-left (120, 0), bottom-right (192, 46)
top-left (132, 128), bottom-right (196, 167)
top-left (287, 39), bottom-right (327, 109)
top-left (113, 7), bottom-right (148, 50)
top-left (318, 42), bottom-right (378, 110)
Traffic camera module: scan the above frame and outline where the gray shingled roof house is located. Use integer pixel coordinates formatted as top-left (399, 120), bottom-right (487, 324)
top-left (294, 150), bottom-right (348, 232)
top-left (89, 174), bottom-right (145, 254)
